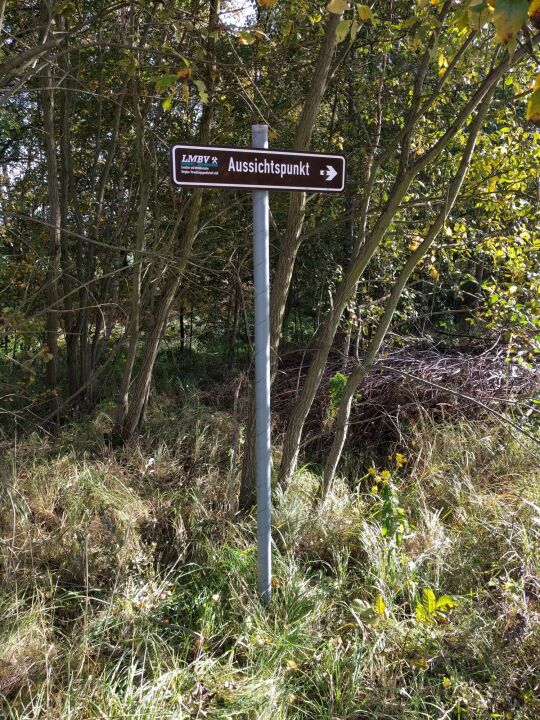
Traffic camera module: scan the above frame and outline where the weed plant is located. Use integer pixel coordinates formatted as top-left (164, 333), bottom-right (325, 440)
top-left (1, 400), bottom-right (539, 719)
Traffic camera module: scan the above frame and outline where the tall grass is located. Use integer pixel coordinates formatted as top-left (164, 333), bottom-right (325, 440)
top-left (1, 402), bottom-right (539, 718)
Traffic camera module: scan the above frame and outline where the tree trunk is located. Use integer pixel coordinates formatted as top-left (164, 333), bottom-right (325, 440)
top-left (38, 8), bottom-right (61, 410)
top-left (179, 306), bottom-right (185, 351)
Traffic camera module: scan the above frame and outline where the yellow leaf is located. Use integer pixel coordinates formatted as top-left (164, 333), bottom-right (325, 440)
top-left (182, 82), bottom-right (189, 102)
top-left (395, 452), bottom-right (407, 468)
top-left (257, 0), bottom-right (279, 7)
top-left (327, 0), bottom-right (349, 14)
top-left (357, 4), bottom-right (376, 23)
top-left (371, 485), bottom-right (378, 493)
top-left (529, 0), bottom-right (540, 30)
top-left (286, 660), bottom-right (298, 670)
top-left (422, 588), bottom-right (436, 615)
top-left (438, 53), bottom-right (448, 76)
top-left (176, 67), bottom-right (191, 81)
top-left (268, 129), bottom-right (278, 141)
top-left (429, 266), bottom-right (439, 281)
top-left (527, 86), bottom-right (540, 126)
top-left (374, 595), bottom-right (386, 616)
top-left (486, 176), bottom-right (497, 193)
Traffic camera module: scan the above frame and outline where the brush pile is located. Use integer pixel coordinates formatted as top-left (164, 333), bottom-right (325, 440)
top-left (211, 345), bottom-right (539, 448)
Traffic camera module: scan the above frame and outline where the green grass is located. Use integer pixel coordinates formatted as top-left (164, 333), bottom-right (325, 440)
top-left (1, 401), bottom-right (540, 719)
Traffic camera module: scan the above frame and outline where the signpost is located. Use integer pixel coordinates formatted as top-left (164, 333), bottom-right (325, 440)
top-left (170, 143), bottom-right (345, 193)
top-left (170, 129), bottom-right (346, 605)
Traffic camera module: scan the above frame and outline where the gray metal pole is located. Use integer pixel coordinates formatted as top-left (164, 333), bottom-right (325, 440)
top-left (252, 124), bottom-right (272, 605)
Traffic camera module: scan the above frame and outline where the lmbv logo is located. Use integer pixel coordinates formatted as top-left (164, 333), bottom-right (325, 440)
top-left (181, 154), bottom-right (219, 167)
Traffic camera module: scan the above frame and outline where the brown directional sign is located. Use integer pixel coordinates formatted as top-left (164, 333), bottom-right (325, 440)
top-left (170, 144), bottom-right (346, 193)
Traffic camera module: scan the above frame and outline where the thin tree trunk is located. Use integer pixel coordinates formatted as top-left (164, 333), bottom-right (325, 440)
top-left (0, 0), bottom-right (6, 35)
top-left (114, 138), bottom-right (151, 430)
top-left (38, 7), bottom-right (61, 409)
top-left (228, 374), bottom-right (243, 517)
top-left (58, 22), bottom-right (80, 399)
top-left (227, 279), bottom-right (241, 368)
top-left (179, 306), bottom-right (185, 351)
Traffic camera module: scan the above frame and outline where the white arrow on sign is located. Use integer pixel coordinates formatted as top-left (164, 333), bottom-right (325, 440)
top-left (320, 165), bottom-right (338, 182)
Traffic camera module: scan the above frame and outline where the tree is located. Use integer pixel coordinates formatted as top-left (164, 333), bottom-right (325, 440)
top-left (276, 0), bottom-right (540, 489)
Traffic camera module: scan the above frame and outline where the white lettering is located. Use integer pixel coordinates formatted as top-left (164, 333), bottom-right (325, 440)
top-left (223, 155), bottom-right (313, 180)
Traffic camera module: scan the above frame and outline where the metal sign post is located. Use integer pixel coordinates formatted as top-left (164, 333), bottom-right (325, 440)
top-left (251, 124), bottom-right (272, 605)
top-left (170, 134), bottom-right (345, 606)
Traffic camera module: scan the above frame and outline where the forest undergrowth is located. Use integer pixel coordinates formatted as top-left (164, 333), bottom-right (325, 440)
top-left (1, 393), bottom-right (540, 719)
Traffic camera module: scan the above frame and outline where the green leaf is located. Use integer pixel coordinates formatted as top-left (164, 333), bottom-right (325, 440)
top-left (57, 1), bottom-right (76, 15)
top-left (162, 95), bottom-right (173, 112)
top-left (350, 598), bottom-right (379, 624)
top-left (150, 74), bottom-right (178, 93)
top-left (415, 602), bottom-right (432, 625)
top-left (239, 31), bottom-right (256, 45)
top-left (194, 79), bottom-right (209, 104)
top-left (493, 0), bottom-right (528, 44)
top-left (435, 594), bottom-right (457, 611)
top-left (468, 1), bottom-right (491, 31)
top-left (335, 19), bottom-right (351, 42)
